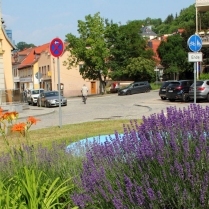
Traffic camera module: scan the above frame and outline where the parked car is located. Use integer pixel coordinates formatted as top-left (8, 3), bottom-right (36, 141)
top-left (27, 89), bottom-right (44, 106)
top-left (37, 91), bottom-right (67, 107)
top-left (159, 80), bottom-right (177, 100)
top-left (118, 81), bottom-right (151, 96)
top-left (189, 80), bottom-right (209, 101)
top-left (166, 80), bottom-right (193, 102)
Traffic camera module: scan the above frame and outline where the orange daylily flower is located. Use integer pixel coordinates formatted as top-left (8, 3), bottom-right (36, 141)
top-left (9, 112), bottom-right (19, 120)
top-left (2, 112), bottom-right (11, 120)
top-left (27, 116), bottom-right (40, 125)
top-left (0, 107), bottom-right (3, 114)
top-left (11, 122), bottom-right (27, 133)
top-left (1, 111), bottom-right (18, 121)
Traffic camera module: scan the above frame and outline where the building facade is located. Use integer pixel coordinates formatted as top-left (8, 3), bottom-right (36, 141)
top-left (0, 23), bottom-right (16, 103)
top-left (12, 42), bottom-right (100, 98)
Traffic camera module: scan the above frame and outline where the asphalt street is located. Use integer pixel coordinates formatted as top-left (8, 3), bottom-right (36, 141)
top-left (13, 90), bottom-right (209, 130)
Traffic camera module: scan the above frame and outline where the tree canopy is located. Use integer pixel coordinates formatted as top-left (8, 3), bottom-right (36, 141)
top-left (157, 34), bottom-right (192, 80)
top-left (65, 13), bottom-right (110, 93)
top-left (105, 20), bottom-right (154, 80)
top-left (16, 42), bottom-right (36, 51)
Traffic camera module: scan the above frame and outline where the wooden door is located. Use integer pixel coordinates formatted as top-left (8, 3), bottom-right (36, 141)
top-left (91, 82), bottom-right (96, 94)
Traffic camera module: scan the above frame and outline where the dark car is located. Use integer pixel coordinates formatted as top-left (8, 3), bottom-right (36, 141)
top-left (159, 80), bottom-right (177, 100)
top-left (37, 91), bottom-right (67, 107)
top-left (189, 80), bottom-right (209, 101)
top-left (166, 80), bottom-right (193, 102)
top-left (118, 81), bottom-right (151, 96)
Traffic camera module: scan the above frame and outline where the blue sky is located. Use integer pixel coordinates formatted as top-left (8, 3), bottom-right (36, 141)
top-left (2, 0), bottom-right (195, 46)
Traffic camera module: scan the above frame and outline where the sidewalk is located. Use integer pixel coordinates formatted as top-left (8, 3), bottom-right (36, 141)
top-left (17, 106), bottom-right (55, 119)
top-left (1, 104), bottom-right (55, 119)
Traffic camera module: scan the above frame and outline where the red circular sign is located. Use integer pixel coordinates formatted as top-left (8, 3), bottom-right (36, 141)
top-left (49, 37), bottom-right (64, 57)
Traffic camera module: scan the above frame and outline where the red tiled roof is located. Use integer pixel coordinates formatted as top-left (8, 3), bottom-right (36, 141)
top-left (151, 39), bottom-right (161, 62)
top-left (34, 43), bottom-right (50, 54)
top-left (12, 47), bottom-right (34, 64)
top-left (18, 47), bottom-right (34, 55)
top-left (177, 28), bottom-right (185, 34)
top-left (19, 43), bottom-right (50, 69)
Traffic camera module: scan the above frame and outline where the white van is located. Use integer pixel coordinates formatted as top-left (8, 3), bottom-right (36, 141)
top-left (27, 89), bottom-right (44, 105)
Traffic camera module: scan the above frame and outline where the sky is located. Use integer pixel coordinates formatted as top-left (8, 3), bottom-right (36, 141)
top-left (2, 0), bottom-right (195, 46)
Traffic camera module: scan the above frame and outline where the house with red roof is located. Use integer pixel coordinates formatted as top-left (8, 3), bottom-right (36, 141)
top-left (12, 42), bottom-right (100, 98)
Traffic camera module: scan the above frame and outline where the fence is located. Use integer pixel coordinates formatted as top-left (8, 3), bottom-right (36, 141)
top-left (0, 89), bottom-right (24, 105)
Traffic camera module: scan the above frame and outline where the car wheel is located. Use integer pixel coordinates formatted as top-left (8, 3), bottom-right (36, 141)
top-left (182, 93), bottom-right (190, 102)
top-left (127, 90), bottom-right (131, 95)
top-left (169, 99), bottom-right (175, 102)
top-left (161, 97), bottom-right (166, 100)
top-left (146, 88), bottom-right (150, 92)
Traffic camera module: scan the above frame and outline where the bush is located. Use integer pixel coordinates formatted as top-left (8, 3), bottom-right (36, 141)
top-left (72, 104), bottom-right (209, 208)
top-left (199, 73), bottom-right (209, 80)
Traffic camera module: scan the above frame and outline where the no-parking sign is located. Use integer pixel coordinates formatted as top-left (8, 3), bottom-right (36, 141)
top-left (50, 37), bottom-right (64, 57)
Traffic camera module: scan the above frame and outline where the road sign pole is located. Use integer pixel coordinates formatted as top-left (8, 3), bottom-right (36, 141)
top-left (49, 37), bottom-right (64, 128)
top-left (38, 72), bottom-right (41, 107)
top-left (194, 62), bottom-right (196, 104)
top-left (188, 34), bottom-right (203, 105)
top-left (156, 71), bottom-right (157, 85)
top-left (57, 57), bottom-right (62, 128)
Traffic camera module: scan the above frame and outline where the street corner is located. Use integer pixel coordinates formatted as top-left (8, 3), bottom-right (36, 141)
top-left (18, 106), bottom-right (55, 119)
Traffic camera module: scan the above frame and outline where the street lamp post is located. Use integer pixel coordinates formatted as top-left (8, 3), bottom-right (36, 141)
top-left (154, 67), bottom-right (159, 85)
top-left (156, 64), bottom-right (164, 83)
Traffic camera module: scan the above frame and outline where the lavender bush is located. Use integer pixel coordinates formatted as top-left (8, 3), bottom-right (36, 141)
top-left (72, 104), bottom-right (209, 208)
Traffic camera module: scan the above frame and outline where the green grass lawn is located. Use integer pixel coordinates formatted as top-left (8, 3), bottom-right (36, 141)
top-left (151, 82), bottom-right (161, 90)
top-left (0, 119), bottom-right (142, 153)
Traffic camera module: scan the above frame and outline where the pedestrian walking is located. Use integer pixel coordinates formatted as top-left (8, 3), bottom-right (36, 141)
top-left (81, 84), bottom-right (88, 104)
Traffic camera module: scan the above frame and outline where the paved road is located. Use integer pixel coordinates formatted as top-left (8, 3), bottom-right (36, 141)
top-left (15, 90), bottom-right (209, 130)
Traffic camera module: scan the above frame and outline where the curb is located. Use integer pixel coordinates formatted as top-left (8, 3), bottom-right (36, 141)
top-left (18, 108), bottom-right (55, 119)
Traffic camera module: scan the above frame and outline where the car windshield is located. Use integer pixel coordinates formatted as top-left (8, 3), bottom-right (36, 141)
top-left (161, 82), bottom-right (172, 88)
top-left (45, 91), bottom-right (59, 97)
top-left (121, 83), bottom-right (133, 89)
top-left (191, 81), bottom-right (204, 87)
top-left (168, 82), bottom-right (180, 86)
top-left (32, 90), bottom-right (44, 94)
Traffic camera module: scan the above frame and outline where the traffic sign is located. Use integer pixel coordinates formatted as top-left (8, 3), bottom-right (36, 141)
top-left (187, 34), bottom-right (202, 52)
top-left (35, 72), bottom-right (42, 79)
top-left (50, 37), bottom-right (64, 57)
top-left (188, 52), bottom-right (202, 62)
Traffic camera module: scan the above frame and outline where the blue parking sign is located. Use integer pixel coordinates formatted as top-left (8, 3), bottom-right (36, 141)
top-left (187, 34), bottom-right (202, 52)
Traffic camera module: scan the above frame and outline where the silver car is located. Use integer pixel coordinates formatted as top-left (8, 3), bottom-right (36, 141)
top-left (37, 91), bottom-right (67, 107)
top-left (189, 80), bottom-right (209, 101)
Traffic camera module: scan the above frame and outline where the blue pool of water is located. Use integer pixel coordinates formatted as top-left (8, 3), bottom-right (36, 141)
top-left (66, 134), bottom-right (123, 155)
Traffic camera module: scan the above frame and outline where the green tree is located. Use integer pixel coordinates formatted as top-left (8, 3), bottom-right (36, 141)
top-left (65, 13), bottom-right (110, 93)
top-left (164, 14), bottom-right (174, 24)
top-left (157, 34), bottom-right (191, 79)
top-left (125, 57), bottom-right (156, 81)
top-left (105, 20), bottom-right (154, 80)
top-left (16, 42), bottom-right (36, 51)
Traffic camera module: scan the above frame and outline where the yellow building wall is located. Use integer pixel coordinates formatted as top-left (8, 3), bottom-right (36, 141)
top-left (2, 30), bottom-right (14, 90)
top-left (33, 62), bottom-right (40, 89)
